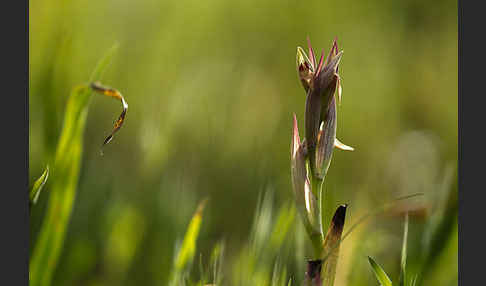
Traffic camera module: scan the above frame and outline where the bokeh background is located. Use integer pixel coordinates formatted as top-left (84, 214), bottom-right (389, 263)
top-left (29, 0), bottom-right (457, 285)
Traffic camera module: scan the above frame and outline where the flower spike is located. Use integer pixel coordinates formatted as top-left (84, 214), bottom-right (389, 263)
top-left (297, 47), bottom-right (314, 92)
top-left (307, 36), bottom-right (317, 70)
top-left (334, 138), bottom-right (354, 151)
top-left (315, 49), bottom-right (326, 78)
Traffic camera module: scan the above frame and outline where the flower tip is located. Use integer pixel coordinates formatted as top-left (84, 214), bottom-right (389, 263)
top-left (335, 50), bottom-right (344, 61)
top-left (306, 37), bottom-right (316, 68)
top-left (334, 138), bottom-right (354, 151)
top-left (296, 47), bottom-right (306, 67)
top-left (315, 49), bottom-right (325, 77)
top-left (306, 36), bottom-right (312, 50)
top-left (327, 51), bottom-right (343, 72)
top-left (332, 37), bottom-right (339, 54)
top-left (293, 114), bottom-right (300, 139)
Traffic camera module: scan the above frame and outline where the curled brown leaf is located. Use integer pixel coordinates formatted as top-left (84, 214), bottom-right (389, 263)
top-left (90, 81), bottom-right (128, 151)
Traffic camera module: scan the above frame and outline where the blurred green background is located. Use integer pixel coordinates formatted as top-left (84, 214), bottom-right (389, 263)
top-left (29, 0), bottom-right (457, 285)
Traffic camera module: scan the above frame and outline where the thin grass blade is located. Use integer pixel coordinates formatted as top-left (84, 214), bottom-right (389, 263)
top-left (368, 256), bottom-right (393, 286)
top-left (175, 199), bottom-right (207, 270)
top-left (210, 241), bottom-right (225, 285)
top-left (29, 165), bottom-right (49, 206)
top-left (399, 213), bottom-right (409, 286)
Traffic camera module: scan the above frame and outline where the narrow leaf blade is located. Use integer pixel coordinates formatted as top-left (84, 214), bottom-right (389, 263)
top-left (29, 165), bottom-right (49, 205)
top-left (174, 199), bottom-right (207, 271)
top-left (321, 204), bottom-right (347, 286)
top-left (399, 213), bottom-right (409, 286)
top-left (368, 256), bottom-right (393, 286)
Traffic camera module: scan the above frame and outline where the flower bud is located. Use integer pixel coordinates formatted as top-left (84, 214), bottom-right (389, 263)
top-left (315, 97), bottom-right (337, 179)
top-left (291, 114), bottom-right (319, 232)
top-left (301, 38), bottom-right (351, 179)
top-left (297, 47), bottom-right (314, 93)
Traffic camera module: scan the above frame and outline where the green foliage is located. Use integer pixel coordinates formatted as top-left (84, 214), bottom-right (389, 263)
top-left (170, 200), bottom-right (207, 286)
top-left (368, 213), bottom-right (419, 286)
top-left (29, 45), bottom-right (118, 286)
top-left (207, 241), bottom-right (225, 285)
top-left (231, 192), bottom-right (296, 286)
top-left (29, 165), bottom-right (49, 206)
top-left (368, 256), bottom-right (393, 286)
top-left (399, 214), bottom-right (409, 286)
top-left (367, 168), bottom-right (457, 286)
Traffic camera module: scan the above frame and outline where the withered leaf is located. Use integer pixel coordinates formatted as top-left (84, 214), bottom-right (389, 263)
top-left (321, 204), bottom-right (347, 286)
top-left (90, 81), bottom-right (128, 151)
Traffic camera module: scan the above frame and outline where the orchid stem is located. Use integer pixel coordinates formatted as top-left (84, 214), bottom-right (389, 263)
top-left (311, 175), bottom-right (325, 258)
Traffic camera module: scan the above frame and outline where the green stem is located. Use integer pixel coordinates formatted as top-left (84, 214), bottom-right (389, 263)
top-left (310, 176), bottom-right (325, 258)
top-left (308, 230), bottom-right (324, 257)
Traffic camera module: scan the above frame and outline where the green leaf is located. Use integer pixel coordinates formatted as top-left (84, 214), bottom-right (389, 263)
top-left (209, 241), bottom-right (225, 285)
top-left (410, 274), bottom-right (419, 286)
top-left (169, 200), bottom-right (207, 285)
top-left (321, 204), bottom-right (347, 286)
top-left (399, 213), bottom-right (409, 286)
top-left (29, 44), bottom-right (118, 286)
top-left (29, 165), bottom-right (49, 205)
top-left (175, 199), bottom-right (207, 270)
top-left (368, 256), bottom-right (393, 286)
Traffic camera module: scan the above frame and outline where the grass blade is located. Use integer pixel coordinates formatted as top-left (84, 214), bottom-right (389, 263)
top-left (368, 256), bottom-right (393, 286)
top-left (170, 199), bottom-right (208, 285)
top-left (320, 204), bottom-right (347, 286)
top-left (175, 199), bottom-right (207, 269)
top-left (29, 44), bottom-right (118, 286)
top-left (210, 241), bottom-right (225, 285)
top-left (398, 213), bottom-right (409, 286)
top-left (29, 165), bottom-right (49, 206)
